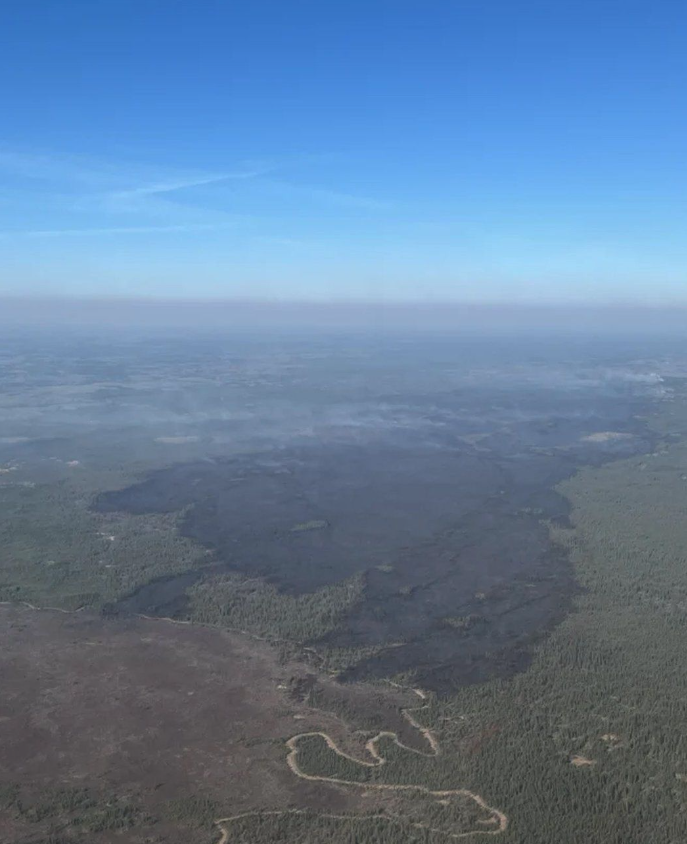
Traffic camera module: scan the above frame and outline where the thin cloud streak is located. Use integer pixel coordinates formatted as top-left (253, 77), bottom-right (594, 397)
top-left (0, 223), bottom-right (234, 238)
top-left (0, 147), bottom-right (396, 262)
top-left (0, 149), bottom-right (126, 187)
top-left (110, 167), bottom-right (274, 200)
top-left (0, 148), bottom-right (272, 198)
top-left (266, 179), bottom-right (394, 211)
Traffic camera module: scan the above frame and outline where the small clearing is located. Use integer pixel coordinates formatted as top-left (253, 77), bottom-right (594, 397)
top-left (570, 755), bottom-right (596, 767)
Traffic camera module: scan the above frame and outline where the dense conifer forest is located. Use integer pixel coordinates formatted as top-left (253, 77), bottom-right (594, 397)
top-left (4, 339), bottom-right (687, 842)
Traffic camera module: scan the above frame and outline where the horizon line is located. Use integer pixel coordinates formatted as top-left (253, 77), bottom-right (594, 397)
top-left (4, 294), bottom-right (687, 311)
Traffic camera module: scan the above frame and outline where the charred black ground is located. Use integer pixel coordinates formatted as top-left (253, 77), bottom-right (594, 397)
top-left (95, 369), bottom-right (657, 693)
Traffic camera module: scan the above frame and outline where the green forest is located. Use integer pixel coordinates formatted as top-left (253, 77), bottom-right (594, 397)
top-left (210, 424), bottom-right (687, 843)
top-left (6, 393), bottom-right (687, 842)
top-left (218, 397), bottom-right (687, 843)
top-left (0, 478), bottom-right (208, 611)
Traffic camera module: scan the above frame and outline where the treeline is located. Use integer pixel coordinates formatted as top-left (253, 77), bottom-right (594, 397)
top-left (186, 571), bottom-right (364, 642)
top-left (0, 783), bottom-right (145, 840)
top-left (271, 430), bottom-right (687, 843)
top-left (218, 811), bottom-right (440, 844)
top-left (0, 477), bottom-right (208, 611)
top-left (410, 436), bottom-right (687, 843)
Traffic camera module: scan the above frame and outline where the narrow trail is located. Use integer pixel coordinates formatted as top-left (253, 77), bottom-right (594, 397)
top-left (287, 686), bottom-right (440, 771)
top-left (215, 688), bottom-right (508, 843)
top-left (214, 802), bottom-right (507, 844)
top-left (0, 598), bottom-right (279, 647)
top-left (0, 599), bottom-right (86, 615)
top-left (0, 601), bottom-right (507, 841)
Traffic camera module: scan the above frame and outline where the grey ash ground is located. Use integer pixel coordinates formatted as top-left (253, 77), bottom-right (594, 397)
top-left (90, 334), bottom-right (659, 691)
top-left (0, 329), bottom-right (681, 844)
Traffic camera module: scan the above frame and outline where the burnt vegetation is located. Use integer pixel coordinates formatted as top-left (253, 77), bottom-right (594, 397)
top-left (2, 332), bottom-right (684, 843)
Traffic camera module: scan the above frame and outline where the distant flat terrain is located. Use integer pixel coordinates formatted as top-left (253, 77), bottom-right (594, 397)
top-left (3, 330), bottom-right (686, 844)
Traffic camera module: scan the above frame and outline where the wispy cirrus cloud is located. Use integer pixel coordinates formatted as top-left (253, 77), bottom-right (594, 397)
top-left (113, 168), bottom-right (271, 199)
top-left (0, 149), bottom-right (129, 187)
top-left (259, 179), bottom-right (395, 212)
top-left (107, 166), bottom-right (274, 210)
top-left (0, 148), bottom-right (272, 191)
top-left (102, 167), bottom-right (273, 222)
top-left (0, 223), bottom-right (235, 238)
top-left (0, 147), bottom-right (268, 232)
top-left (287, 183), bottom-right (395, 211)
top-left (0, 147), bottom-right (395, 243)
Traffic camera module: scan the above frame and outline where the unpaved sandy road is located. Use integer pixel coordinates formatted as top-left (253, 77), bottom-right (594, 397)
top-left (216, 689), bottom-right (508, 842)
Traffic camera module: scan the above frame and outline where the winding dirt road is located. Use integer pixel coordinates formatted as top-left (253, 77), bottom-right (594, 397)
top-left (215, 689), bottom-right (508, 842)
top-left (1, 601), bottom-right (507, 841)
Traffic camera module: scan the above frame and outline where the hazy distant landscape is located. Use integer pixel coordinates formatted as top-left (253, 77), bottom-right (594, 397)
top-left (3, 326), bottom-right (687, 843)
top-left (4, 0), bottom-right (687, 838)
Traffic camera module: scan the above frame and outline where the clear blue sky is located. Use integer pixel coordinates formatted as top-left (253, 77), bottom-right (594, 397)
top-left (2, 0), bottom-right (687, 302)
